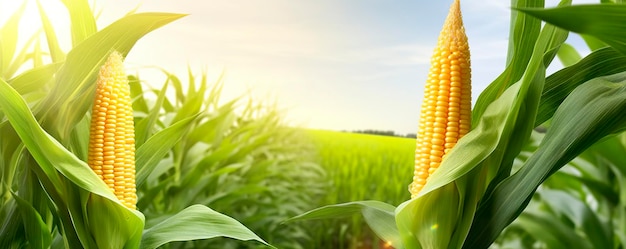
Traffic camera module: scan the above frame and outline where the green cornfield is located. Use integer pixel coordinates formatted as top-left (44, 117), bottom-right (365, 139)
top-left (303, 130), bottom-right (414, 248)
top-left (3, 0), bottom-right (626, 249)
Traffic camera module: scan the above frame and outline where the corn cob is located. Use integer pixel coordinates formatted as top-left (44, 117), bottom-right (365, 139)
top-left (87, 51), bottom-right (137, 209)
top-left (409, 0), bottom-right (471, 198)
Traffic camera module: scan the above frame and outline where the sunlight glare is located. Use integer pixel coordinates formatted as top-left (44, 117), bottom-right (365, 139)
top-left (1, 0), bottom-right (72, 62)
top-left (383, 240), bottom-right (394, 248)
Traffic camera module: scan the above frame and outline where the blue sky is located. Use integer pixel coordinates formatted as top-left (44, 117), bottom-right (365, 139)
top-left (3, 0), bottom-right (596, 134)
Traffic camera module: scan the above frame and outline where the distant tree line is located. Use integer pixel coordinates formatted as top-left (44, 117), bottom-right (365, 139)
top-left (345, 129), bottom-right (417, 138)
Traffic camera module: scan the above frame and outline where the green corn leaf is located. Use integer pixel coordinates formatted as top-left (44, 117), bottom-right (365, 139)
top-left (505, 0), bottom-right (545, 66)
top-left (581, 34), bottom-right (607, 51)
top-left (178, 163), bottom-right (247, 197)
top-left (36, 0), bottom-right (65, 62)
top-left (516, 212), bottom-right (593, 249)
top-left (518, 4), bottom-right (626, 55)
top-left (171, 79), bottom-right (205, 125)
top-left (187, 99), bottom-right (238, 146)
top-left (0, 2), bottom-right (25, 76)
top-left (69, 114), bottom-right (90, 161)
top-left (286, 201), bottom-right (401, 249)
top-left (135, 80), bottom-right (169, 146)
top-left (5, 30), bottom-right (41, 78)
top-left (140, 205), bottom-right (271, 249)
top-left (539, 189), bottom-right (612, 249)
top-left (186, 67), bottom-right (196, 96)
top-left (581, 133), bottom-right (626, 180)
top-left (0, 203), bottom-right (20, 247)
top-left (166, 72), bottom-right (186, 105)
top-left (129, 75), bottom-right (150, 114)
top-left (86, 195), bottom-right (144, 249)
top-left (136, 114), bottom-right (200, 188)
top-left (60, 0), bottom-right (97, 47)
top-left (0, 135), bottom-right (22, 196)
top-left (472, 0), bottom-right (544, 124)
top-left (36, 12), bottom-right (186, 140)
top-left (556, 43), bottom-right (581, 66)
top-left (467, 72), bottom-right (626, 248)
top-left (205, 74), bottom-right (225, 107)
top-left (166, 70), bottom-right (210, 132)
top-left (8, 63), bottom-right (60, 95)
top-left (546, 170), bottom-right (619, 205)
top-left (11, 192), bottom-right (52, 249)
top-left (32, 40), bottom-right (44, 68)
top-left (396, 184), bottom-right (459, 249)
top-left (537, 47), bottom-right (626, 126)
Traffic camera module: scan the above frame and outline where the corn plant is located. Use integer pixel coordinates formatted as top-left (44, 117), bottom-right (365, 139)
top-left (289, 0), bottom-right (626, 248)
top-left (0, 0), bottom-right (290, 248)
top-left (490, 130), bottom-right (626, 248)
top-left (129, 69), bottom-right (327, 249)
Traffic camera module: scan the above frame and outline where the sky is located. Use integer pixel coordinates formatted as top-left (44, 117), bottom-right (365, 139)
top-left (2, 0), bottom-right (596, 135)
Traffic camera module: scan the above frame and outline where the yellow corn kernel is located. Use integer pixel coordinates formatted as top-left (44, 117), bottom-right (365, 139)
top-left (87, 51), bottom-right (137, 209)
top-left (409, 0), bottom-right (471, 198)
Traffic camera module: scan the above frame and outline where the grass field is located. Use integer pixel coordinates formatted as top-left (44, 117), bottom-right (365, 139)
top-left (307, 130), bottom-right (414, 206)
top-left (300, 129), bottom-right (415, 249)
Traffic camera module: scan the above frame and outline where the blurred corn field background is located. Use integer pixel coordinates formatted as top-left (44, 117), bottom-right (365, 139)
top-left (3, 0), bottom-right (626, 249)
